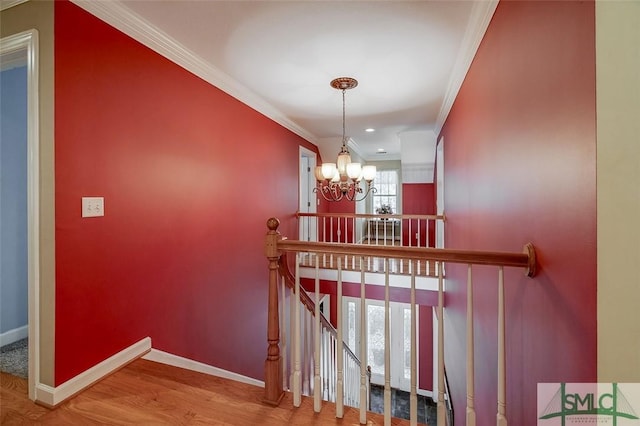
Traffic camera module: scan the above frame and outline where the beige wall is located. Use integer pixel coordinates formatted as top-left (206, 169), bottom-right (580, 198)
top-left (596, 0), bottom-right (640, 381)
top-left (0, 0), bottom-right (55, 387)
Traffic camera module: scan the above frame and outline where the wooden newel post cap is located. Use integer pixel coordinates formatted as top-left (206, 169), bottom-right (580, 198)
top-left (267, 217), bottom-right (280, 232)
top-left (265, 218), bottom-right (282, 259)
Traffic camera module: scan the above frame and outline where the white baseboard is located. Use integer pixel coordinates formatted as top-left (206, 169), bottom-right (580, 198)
top-left (143, 349), bottom-right (264, 388)
top-left (35, 337), bottom-right (151, 407)
top-left (0, 325), bottom-right (28, 347)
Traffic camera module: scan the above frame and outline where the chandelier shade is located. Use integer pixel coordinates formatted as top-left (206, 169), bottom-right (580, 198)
top-left (313, 77), bottom-right (376, 202)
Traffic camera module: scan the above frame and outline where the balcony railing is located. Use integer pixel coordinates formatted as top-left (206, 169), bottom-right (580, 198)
top-left (298, 213), bottom-right (446, 277)
top-left (298, 212), bottom-right (444, 247)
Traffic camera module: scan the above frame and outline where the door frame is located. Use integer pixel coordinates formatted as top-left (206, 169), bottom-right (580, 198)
top-left (343, 296), bottom-right (418, 392)
top-left (299, 146), bottom-right (317, 241)
top-left (1, 29), bottom-right (40, 401)
top-left (435, 136), bottom-right (445, 249)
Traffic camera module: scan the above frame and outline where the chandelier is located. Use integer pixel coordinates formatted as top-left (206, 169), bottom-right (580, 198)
top-left (314, 77), bottom-right (376, 202)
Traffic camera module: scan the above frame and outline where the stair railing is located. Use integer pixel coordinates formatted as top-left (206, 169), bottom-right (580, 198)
top-left (264, 217), bottom-right (536, 426)
top-left (276, 251), bottom-right (369, 410)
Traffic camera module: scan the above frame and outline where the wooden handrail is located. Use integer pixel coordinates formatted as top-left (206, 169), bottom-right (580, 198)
top-left (278, 240), bottom-right (536, 277)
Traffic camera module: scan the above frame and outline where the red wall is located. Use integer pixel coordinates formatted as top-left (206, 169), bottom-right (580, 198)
top-left (54, 1), bottom-right (318, 385)
top-left (440, 1), bottom-right (596, 424)
top-left (402, 183), bottom-right (436, 247)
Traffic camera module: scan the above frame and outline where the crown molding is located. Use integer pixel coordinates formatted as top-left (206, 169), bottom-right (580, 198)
top-left (434, 0), bottom-right (498, 136)
top-left (0, 0), bottom-right (28, 12)
top-left (346, 137), bottom-right (366, 161)
top-left (69, 0), bottom-right (317, 144)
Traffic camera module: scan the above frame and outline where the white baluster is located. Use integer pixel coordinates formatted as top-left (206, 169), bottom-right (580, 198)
top-left (467, 265), bottom-right (476, 426)
top-left (323, 330), bottom-right (328, 400)
top-left (383, 218), bottom-right (388, 245)
top-left (323, 217), bottom-right (327, 243)
top-left (289, 282), bottom-right (295, 391)
top-left (306, 307), bottom-right (312, 395)
top-left (314, 255), bottom-right (321, 412)
top-left (293, 254), bottom-right (302, 407)
top-left (384, 259), bottom-right (391, 426)
top-left (336, 258), bottom-right (344, 418)
top-left (497, 267), bottom-right (507, 426)
top-left (280, 276), bottom-right (288, 391)
top-left (410, 261), bottom-right (418, 426)
top-left (426, 217), bottom-right (430, 248)
top-left (331, 334), bottom-right (336, 402)
top-left (352, 216), bottom-right (356, 244)
top-left (437, 265), bottom-right (445, 426)
top-left (407, 219), bottom-right (413, 247)
top-left (359, 256), bottom-right (368, 424)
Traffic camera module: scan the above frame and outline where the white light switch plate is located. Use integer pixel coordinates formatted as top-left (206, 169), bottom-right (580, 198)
top-left (82, 197), bottom-right (104, 218)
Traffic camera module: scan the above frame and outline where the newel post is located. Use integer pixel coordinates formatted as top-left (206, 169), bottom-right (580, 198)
top-left (263, 217), bottom-right (284, 406)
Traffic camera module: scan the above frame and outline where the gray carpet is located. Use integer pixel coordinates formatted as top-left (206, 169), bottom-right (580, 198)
top-left (0, 338), bottom-right (28, 378)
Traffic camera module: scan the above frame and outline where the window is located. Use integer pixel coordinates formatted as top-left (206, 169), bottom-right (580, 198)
top-left (372, 170), bottom-right (398, 214)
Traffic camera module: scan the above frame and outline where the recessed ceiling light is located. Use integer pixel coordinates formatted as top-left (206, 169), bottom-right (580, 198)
top-left (377, 148), bottom-right (385, 152)
top-left (365, 128), bottom-right (375, 132)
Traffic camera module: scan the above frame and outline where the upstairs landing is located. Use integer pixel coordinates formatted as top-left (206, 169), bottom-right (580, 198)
top-left (1, 359), bottom-right (427, 425)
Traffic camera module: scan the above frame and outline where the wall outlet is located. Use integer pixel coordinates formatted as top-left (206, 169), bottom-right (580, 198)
top-left (82, 197), bottom-right (104, 218)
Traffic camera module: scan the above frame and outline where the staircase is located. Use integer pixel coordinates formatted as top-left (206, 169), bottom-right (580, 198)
top-left (264, 216), bottom-right (536, 426)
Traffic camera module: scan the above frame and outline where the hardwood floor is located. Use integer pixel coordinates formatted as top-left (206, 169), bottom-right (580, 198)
top-left (1, 359), bottom-right (421, 425)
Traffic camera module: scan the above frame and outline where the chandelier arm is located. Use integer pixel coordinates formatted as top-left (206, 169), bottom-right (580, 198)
top-left (314, 184), bottom-right (344, 202)
top-left (350, 184), bottom-right (377, 202)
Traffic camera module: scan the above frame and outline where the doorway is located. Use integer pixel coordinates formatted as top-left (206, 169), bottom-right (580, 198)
top-left (299, 147), bottom-right (317, 242)
top-left (0, 29), bottom-right (40, 400)
top-left (435, 137), bottom-right (445, 249)
top-left (343, 297), bottom-right (417, 392)
top-left (1, 54), bottom-right (28, 363)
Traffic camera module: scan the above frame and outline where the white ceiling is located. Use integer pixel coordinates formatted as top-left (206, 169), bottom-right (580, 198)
top-left (71, 0), bottom-right (497, 163)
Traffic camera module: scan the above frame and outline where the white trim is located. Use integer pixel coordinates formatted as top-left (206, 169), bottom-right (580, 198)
top-left (0, 0), bottom-right (28, 12)
top-left (434, 0), bottom-right (498, 135)
top-left (346, 137), bottom-right (366, 161)
top-left (143, 348), bottom-right (264, 388)
top-left (34, 337), bottom-right (151, 407)
top-left (69, 0), bottom-right (316, 145)
top-left (418, 388), bottom-right (434, 399)
top-left (1, 28), bottom-right (39, 402)
top-left (0, 325), bottom-right (28, 347)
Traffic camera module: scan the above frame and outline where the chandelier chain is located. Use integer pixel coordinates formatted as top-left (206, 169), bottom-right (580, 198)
top-left (342, 88), bottom-right (346, 145)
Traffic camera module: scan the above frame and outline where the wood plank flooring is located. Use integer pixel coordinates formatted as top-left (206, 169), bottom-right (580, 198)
top-left (1, 359), bottom-right (422, 425)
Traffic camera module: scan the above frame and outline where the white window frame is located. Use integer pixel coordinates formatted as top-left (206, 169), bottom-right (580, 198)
top-left (372, 169), bottom-right (400, 214)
